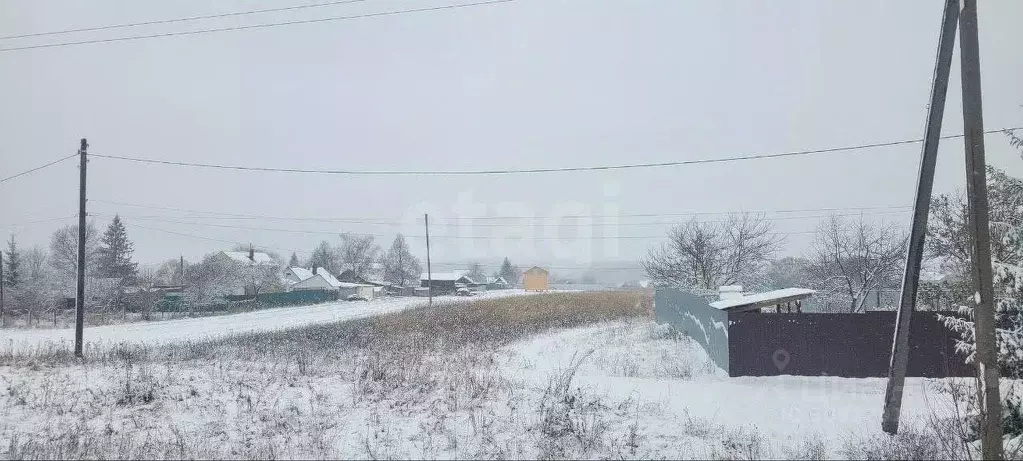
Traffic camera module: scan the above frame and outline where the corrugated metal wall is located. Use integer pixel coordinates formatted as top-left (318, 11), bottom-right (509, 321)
top-left (654, 289), bottom-right (730, 372)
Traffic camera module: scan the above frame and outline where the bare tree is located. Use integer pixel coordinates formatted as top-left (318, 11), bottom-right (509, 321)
top-left (245, 262), bottom-right (284, 297)
top-left (49, 222), bottom-right (100, 283)
top-left (24, 246), bottom-right (48, 280)
top-left (126, 265), bottom-right (163, 320)
top-left (183, 254), bottom-right (236, 307)
top-left (154, 258), bottom-right (184, 286)
top-left (644, 214), bottom-right (783, 291)
top-left (338, 232), bottom-right (380, 278)
top-left (808, 215), bottom-right (908, 313)
top-left (467, 261), bottom-right (487, 285)
top-left (381, 234), bottom-right (421, 287)
top-left (308, 240), bottom-right (341, 275)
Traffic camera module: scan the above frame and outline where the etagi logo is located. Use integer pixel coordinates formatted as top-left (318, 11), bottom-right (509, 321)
top-left (399, 182), bottom-right (623, 265)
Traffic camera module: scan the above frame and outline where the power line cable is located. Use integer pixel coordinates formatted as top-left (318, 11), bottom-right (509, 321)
top-left (90, 198), bottom-right (912, 221)
top-left (129, 222), bottom-right (309, 255)
top-left (0, 0), bottom-right (516, 52)
top-left (93, 208), bottom-right (911, 227)
top-left (3, 215), bottom-right (78, 227)
top-left (87, 127), bottom-right (1022, 176)
top-left (0, 0), bottom-right (372, 40)
top-left (0, 153), bottom-right (77, 184)
top-left (94, 212), bottom-right (826, 239)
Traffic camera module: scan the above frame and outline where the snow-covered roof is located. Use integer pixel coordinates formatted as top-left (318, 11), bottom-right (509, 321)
top-left (286, 267), bottom-right (314, 281)
top-left (421, 271), bottom-right (470, 282)
top-left (710, 288), bottom-right (816, 311)
top-left (487, 276), bottom-right (508, 284)
top-left (317, 269), bottom-right (343, 287)
top-left (222, 251), bottom-right (276, 265)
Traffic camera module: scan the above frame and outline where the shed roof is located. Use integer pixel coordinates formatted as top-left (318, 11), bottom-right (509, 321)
top-left (421, 271), bottom-right (471, 282)
top-left (709, 288), bottom-right (816, 312)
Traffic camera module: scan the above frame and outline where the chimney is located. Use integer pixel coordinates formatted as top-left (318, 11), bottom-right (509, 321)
top-left (248, 244), bottom-right (255, 262)
top-left (313, 266), bottom-right (318, 275)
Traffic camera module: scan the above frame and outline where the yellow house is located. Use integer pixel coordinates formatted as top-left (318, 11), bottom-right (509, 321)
top-left (523, 266), bottom-right (549, 292)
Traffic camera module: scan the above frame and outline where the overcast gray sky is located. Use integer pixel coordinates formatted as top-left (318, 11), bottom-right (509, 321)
top-left (1, 0), bottom-right (1021, 274)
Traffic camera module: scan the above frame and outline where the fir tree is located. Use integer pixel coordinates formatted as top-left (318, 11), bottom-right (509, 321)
top-left (289, 252), bottom-right (300, 267)
top-left (5, 235), bottom-right (21, 287)
top-left (499, 257), bottom-right (520, 286)
top-left (96, 215), bottom-right (139, 282)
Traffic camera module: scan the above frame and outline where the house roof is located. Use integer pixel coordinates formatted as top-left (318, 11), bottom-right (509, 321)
top-left (222, 251), bottom-right (276, 265)
top-left (292, 271), bottom-right (372, 289)
top-left (421, 271), bottom-right (471, 282)
top-left (286, 267), bottom-right (314, 281)
top-left (317, 269), bottom-right (343, 287)
top-left (525, 266), bottom-right (549, 275)
top-left (486, 276), bottom-right (508, 284)
top-left (709, 288), bottom-right (816, 312)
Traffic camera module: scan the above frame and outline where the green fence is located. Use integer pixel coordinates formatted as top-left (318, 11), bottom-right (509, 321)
top-left (158, 289), bottom-right (338, 312)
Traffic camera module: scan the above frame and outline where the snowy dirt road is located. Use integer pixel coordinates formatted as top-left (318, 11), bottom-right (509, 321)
top-left (1, 290), bottom-right (533, 354)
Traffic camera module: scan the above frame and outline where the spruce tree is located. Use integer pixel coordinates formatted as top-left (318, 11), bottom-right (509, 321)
top-left (5, 235), bottom-right (21, 287)
top-left (499, 257), bottom-right (520, 285)
top-left (289, 252), bottom-right (300, 267)
top-left (97, 215), bottom-right (139, 282)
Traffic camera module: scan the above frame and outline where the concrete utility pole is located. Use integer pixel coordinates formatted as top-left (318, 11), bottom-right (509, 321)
top-left (959, 0), bottom-right (1003, 457)
top-left (75, 138), bottom-right (88, 358)
top-left (425, 213), bottom-right (432, 306)
top-left (882, 0), bottom-right (958, 434)
top-left (883, 2), bottom-right (1003, 458)
top-left (1, 249), bottom-right (5, 327)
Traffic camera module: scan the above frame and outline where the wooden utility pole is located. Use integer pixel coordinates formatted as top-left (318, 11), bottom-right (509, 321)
top-left (74, 138), bottom-right (88, 358)
top-left (425, 213), bottom-right (432, 306)
top-left (883, 0), bottom-right (958, 434)
top-left (179, 255), bottom-right (184, 284)
top-left (960, 0), bottom-right (1003, 457)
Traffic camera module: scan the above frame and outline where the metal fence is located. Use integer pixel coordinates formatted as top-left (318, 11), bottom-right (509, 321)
top-left (655, 288), bottom-right (973, 378)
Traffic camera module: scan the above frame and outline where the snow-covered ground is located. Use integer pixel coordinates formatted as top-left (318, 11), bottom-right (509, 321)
top-left (1, 290), bottom-right (533, 355)
top-left (1, 314), bottom-right (982, 459)
top-left (500, 320), bottom-right (957, 458)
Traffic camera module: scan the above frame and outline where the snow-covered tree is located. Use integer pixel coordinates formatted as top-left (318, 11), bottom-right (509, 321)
top-left (288, 252), bottom-right (300, 267)
top-left (96, 215), bottom-right (139, 283)
top-left (940, 140), bottom-right (1023, 377)
top-left (644, 214), bottom-right (783, 290)
top-left (499, 257), bottom-right (521, 286)
top-left (23, 246), bottom-right (47, 280)
top-left (762, 256), bottom-right (813, 290)
top-left (154, 258), bottom-right (184, 286)
top-left (807, 216), bottom-right (907, 313)
top-left (5, 235), bottom-right (21, 288)
top-left (338, 232), bottom-right (380, 278)
top-left (467, 261), bottom-right (487, 285)
top-left (381, 234), bottom-right (421, 287)
top-left (308, 241), bottom-right (340, 275)
top-left (183, 254), bottom-right (237, 306)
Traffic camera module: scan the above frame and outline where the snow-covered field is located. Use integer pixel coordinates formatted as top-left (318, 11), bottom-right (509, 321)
top-left (0, 292), bottom-right (998, 459)
top-left (0, 290), bottom-right (533, 355)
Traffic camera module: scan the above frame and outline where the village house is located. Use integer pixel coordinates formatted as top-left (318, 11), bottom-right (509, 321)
top-left (523, 266), bottom-right (549, 292)
top-left (420, 271), bottom-right (475, 295)
top-left (291, 267), bottom-right (375, 300)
